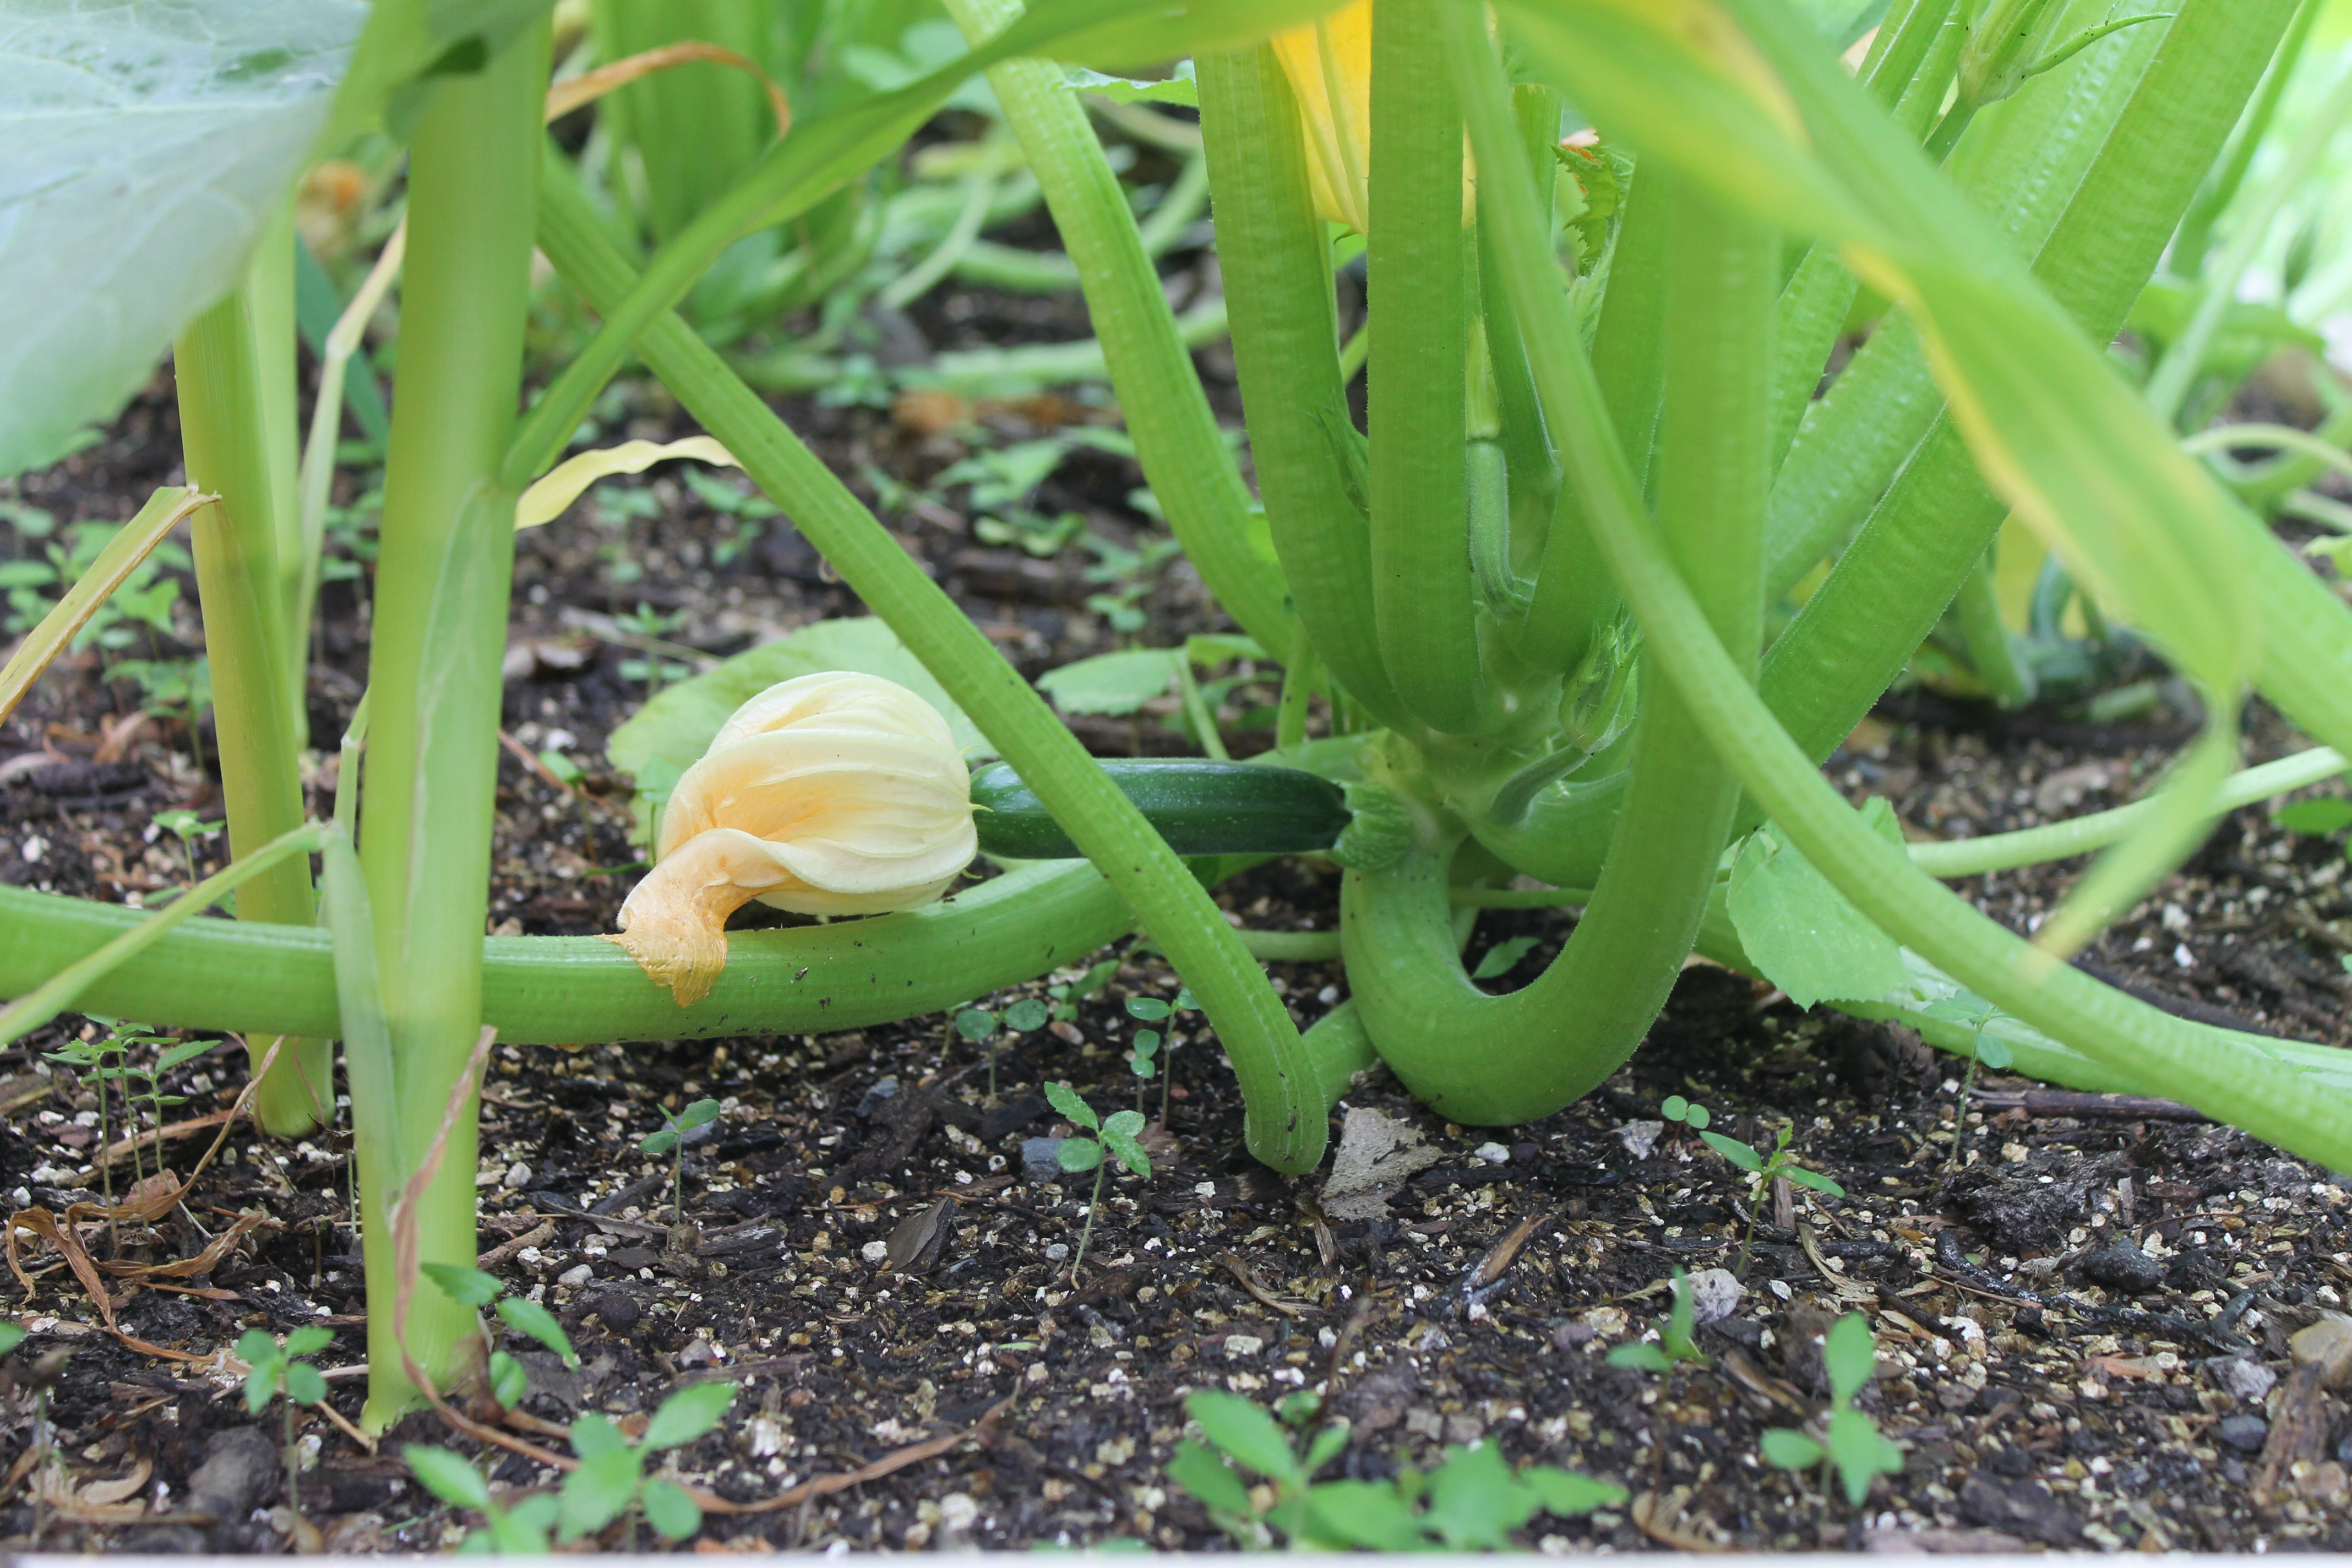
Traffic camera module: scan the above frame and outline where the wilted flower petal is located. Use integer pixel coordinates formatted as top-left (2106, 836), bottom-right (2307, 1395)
top-left (609, 671), bottom-right (976, 1005)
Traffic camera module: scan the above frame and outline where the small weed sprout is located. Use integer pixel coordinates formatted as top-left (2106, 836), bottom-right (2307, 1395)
top-left (401, 1446), bottom-right (559, 1554)
top-left (237, 1326), bottom-right (332, 1524)
top-left (1758, 1313), bottom-right (1904, 1506)
top-left (1607, 1266), bottom-right (1709, 1374)
top-left (1123, 986), bottom-right (1195, 1119)
top-left (554, 1380), bottom-right (735, 1547)
top-left (423, 1262), bottom-right (581, 1413)
top-left (1697, 1121), bottom-right (1845, 1271)
top-left (1659, 1093), bottom-right (1710, 1150)
top-left (638, 1097), bottom-right (720, 1226)
top-left (43, 1030), bottom-right (130, 1224)
top-left (1172, 1387), bottom-right (1623, 1549)
top-left (1048, 957), bottom-right (1120, 1024)
top-left (1044, 1081), bottom-right (1149, 1276)
top-left (955, 996), bottom-right (1048, 1101)
top-left (1924, 993), bottom-right (2012, 1167)
top-left (149, 808), bottom-right (223, 890)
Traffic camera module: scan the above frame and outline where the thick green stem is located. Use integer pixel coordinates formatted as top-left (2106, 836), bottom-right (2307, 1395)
top-left (1197, 48), bottom-right (1408, 729)
top-left (1953, 548), bottom-right (2035, 708)
top-left (1368, 0), bottom-right (1488, 732)
top-left (940, 0), bottom-right (1291, 657)
top-left (172, 207), bottom-right (326, 1137)
top-left (1343, 23), bottom-right (1770, 1128)
top-left (356, 26), bottom-right (547, 1429)
top-left (535, 162), bottom-right (1326, 1173)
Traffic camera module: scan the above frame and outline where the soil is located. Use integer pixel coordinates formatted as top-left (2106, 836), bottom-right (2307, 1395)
top-left (6, 309), bottom-right (2352, 1554)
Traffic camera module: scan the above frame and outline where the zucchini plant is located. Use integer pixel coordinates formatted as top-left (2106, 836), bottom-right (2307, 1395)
top-left (2, 0), bottom-right (2350, 1436)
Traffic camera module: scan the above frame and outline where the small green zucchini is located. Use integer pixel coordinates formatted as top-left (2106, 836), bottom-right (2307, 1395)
top-left (970, 759), bottom-right (1353, 859)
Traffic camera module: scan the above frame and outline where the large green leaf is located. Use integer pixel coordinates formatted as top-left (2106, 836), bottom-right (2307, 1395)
top-left (0, 1), bottom-right (362, 481)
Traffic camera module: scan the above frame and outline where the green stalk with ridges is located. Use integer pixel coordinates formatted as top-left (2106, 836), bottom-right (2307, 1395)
top-left (355, 24), bottom-right (547, 1429)
top-left (1195, 47), bottom-right (1406, 729)
top-left (172, 205), bottom-right (326, 1137)
top-left (939, 0), bottom-right (1290, 657)
top-left (533, 162), bottom-right (1327, 1174)
top-left (1368, 0), bottom-right (1487, 733)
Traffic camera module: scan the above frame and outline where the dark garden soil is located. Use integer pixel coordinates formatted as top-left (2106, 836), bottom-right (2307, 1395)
top-left (6, 330), bottom-right (2352, 1555)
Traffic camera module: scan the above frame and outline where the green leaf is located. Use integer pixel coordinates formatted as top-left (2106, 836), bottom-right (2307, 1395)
top-left (1698, 1130), bottom-right (1764, 1172)
top-left (235, 1327), bottom-right (281, 1367)
top-left (677, 1097), bottom-right (721, 1130)
top-left (496, 1296), bottom-right (579, 1368)
top-left (1302, 1479), bottom-right (1431, 1551)
top-left (0, 1322), bottom-right (25, 1359)
top-left (1975, 1035), bottom-right (2016, 1071)
top-left (1055, 1136), bottom-right (1104, 1173)
top-left (955, 1007), bottom-right (999, 1042)
top-left (0, 2), bottom-right (365, 481)
top-left (154, 1040), bottom-right (211, 1072)
top-left (606, 617), bottom-right (988, 843)
top-left (1727, 827), bottom-right (1910, 1009)
top-left (1066, 60), bottom-right (1197, 106)
top-left (558, 1448), bottom-right (641, 1542)
top-left (1100, 1126), bottom-right (1153, 1178)
top-left (1660, 1094), bottom-right (1688, 1123)
top-left (1607, 1342), bottom-right (1672, 1373)
top-left (1043, 1080), bottom-right (1100, 1131)
top-left (1784, 1166), bottom-right (1846, 1197)
top-left (1826, 1407), bottom-right (1904, 1505)
top-left (641, 1476), bottom-right (704, 1541)
top-left (1822, 1313), bottom-right (1879, 1407)
top-left (1685, 1103), bottom-right (1711, 1131)
top-left (490, 1492), bottom-right (557, 1554)
top-left (1167, 1438), bottom-right (1254, 1515)
top-left (568, 1413), bottom-right (629, 1460)
top-left (422, 1262), bottom-right (503, 1308)
top-left (242, 1366), bottom-right (278, 1415)
top-left (1185, 1390), bottom-right (1300, 1482)
top-left (1420, 1442), bottom-right (1540, 1550)
top-left (283, 1325), bottom-right (334, 1358)
top-left (1125, 997), bottom-right (1172, 1022)
top-left (1036, 647), bottom-right (1182, 717)
top-left (402, 1445), bottom-right (493, 1511)
top-left (2278, 798), bottom-right (2352, 836)
top-left (282, 1360), bottom-right (328, 1406)
top-left (1103, 1109), bottom-right (1147, 1137)
top-left (1758, 1428), bottom-right (1825, 1472)
top-left (1471, 935), bottom-right (1539, 981)
top-left (1300, 1423), bottom-right (1348, 1476)
top-left (1001, 998), bottom-right (1050, 1032)
top-left (488, 1350), bottom-right (528, 1410)
top-left (1523, 1467), bottom-right (1626, 1517)
top-left (644, 1380), bottom-right (736, 1450)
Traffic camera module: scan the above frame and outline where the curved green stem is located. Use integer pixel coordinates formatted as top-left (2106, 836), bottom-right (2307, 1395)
top-left (534, 159), bottom-right (1326, 1173)
top-left (1953, 548), bottom-right (2035, 709)
top-left (942, 0), bottom-right (1291, 656)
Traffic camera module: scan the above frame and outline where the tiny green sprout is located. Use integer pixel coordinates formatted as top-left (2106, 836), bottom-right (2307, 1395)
top-left (1172, 1387), bottom-right (1624, 1550)
top-left (423, 1262), bottom-right (581, 1397)
top-left (403, 1446), bottom-right (560, 1554)
top-left (955, 1005), bottom-right (1002, 1098)
top-left (238, 1325), bottom-right (333, 1523)
top-left (1124, 991), bottom-right (1195, 1120)
top-left (150, 808), bottom-right (222, 887)
top-left (1924, 992), bottom-right (2012, 1167)
top-left (638, 1097), bottom-right (720, 1226)
top-left (1660, 1094), bottom-right (1711, 1132)
top-left (557, 1381), bottom-right (735, 1546)
top-left (1758, 1313), bottom-right (1904, 1506)
top-left (1044, 1081), bottom-right (1151, 1276)
top-left (1048, 957), bottom-right (1120, 1023)
top-left (1696, 1120), bottom-right (1845, 1272)
top-left (1608, 1266), bottom-right (1709, 1374)
top-left (537, 748), bottom-right (584, 788)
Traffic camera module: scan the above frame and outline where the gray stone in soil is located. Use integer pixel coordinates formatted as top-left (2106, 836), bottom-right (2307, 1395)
top-left (2216, 1413), bottom-right (2269, 1452)
top-left (186, 1424), bottom-right (279, 1522)
top-left (2209, 1355), bottom-right (2277, 1403)
top-left (1958, 1471), bottom-right (2084, 1547)
top-left (1686, 1267), bottom-right (1743, 1325)
top-left (2078, 1237), bottom-right (2163, 1294)
top-left (857, 1076), bottom-right (899, 1118)
top-left (1022, 1136), bottom-right (1066, 1183)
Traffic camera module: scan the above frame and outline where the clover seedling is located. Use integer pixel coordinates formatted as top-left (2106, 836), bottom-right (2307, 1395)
top-left (638, 1097), bottom-right (720, 1226)
top-left (238, 1326), bottom-right (333, 1523)
top-left (1758, 1313), bottom-right (1903, 1506)
top-left (1607, 1266), bottom-right (1709, 1374)
top-left (1044, 1081), bottom-right (1150, 1276)
top-left (423, 1262), bottom-right (580, 1414)
top-left (1697, 1121), bottom-right (1845, 1271)
top-left (1659, 1093), bottom-right (1710, 1150)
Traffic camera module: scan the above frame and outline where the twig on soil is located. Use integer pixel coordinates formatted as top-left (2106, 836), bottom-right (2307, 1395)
top-left (1931, 1231), bottom-right (2252, 1353)
top-left (476, 1219), bottom-right (557, 1270)
top-left (1971, 1087), bottom-right (2208, 1122)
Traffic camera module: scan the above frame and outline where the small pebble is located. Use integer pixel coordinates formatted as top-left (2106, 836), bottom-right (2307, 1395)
top-left (1473, 1141), bottom-right (1510, 1164)
top-left (1044, 1243), bottom-right (1069, 1261)
top-left (2209, 1356), bottom-right (2277, 1404)
top-left (556, 1263), bottom-right (592, 1288)
top-left (1685, 1267), bottom-right (1744, 1326)
top-left (861, 1240), bottom-right (889, 1263)
top-left (1021, 1137), bottom-right (1066, 1183)
top-left (2078, 1239), bottom-right (2162, 1294)
top-left (501, 1162), bottom-right (531, 1189)
top-left (1616, 1120), bottom-right (1663, 1159)
top-left (856, 1076), bottom-right (900, 1118)
top-left (590, 1293), bottom-right (640, 1332)
top-left (2216, 1414), bottom-right (2269, 1453)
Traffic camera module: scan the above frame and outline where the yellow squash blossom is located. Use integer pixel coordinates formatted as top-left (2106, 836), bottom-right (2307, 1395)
top-left (1271, 0), bottom-right (1375, 234)
top-left (609, 672), bottom-right (977, 1005)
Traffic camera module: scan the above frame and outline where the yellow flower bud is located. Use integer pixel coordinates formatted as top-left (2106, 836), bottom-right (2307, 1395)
top-left (1271, 0), bottom-right (1374, 235)
top-left (608, 672), bottom-right (977, 1005)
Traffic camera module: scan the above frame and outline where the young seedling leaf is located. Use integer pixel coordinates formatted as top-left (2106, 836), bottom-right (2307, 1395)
top-left (1785, 1166), bottom-right (1847, 1197)
top-left (1471, 934), bottom-right (1539, 980)
top-left (678, 1097), bottom-right (721, 1130)
top-left (1186, 1389), bottom-right (1302, 1482)
top-left (283, 1325), bottom-right (334, 1358)
top-left (1302, 1422), bottom-right (1349, 1476)
top-left (1758, 1428), bottom-right (1825, 1471)
top-left (644, 1380), bottom-right (736, 1449)
top-left (1661, 1094), bottom-right (1687, 1121)
top-left (488, 1350), bottom-right (528, 1409)
top-left (1823, 1313), bottom-right (1879, 1407)
top-left (1727, 827), bottom-right (1910, 1008)
top-left (639, 1128), bottom-right (679, 1155)
top-left (1826, 1406), bottom-right (1904, 1504)
top-left (1002, 998), bottom-right (1049, 1032)
top-left (1607, 1342), bottom-right (1672, 1373)
top-left (641, 1477), bottom-right (704, 1540)
top-left (1125, 996), bottom-right (1172, 1022)
top-left (569, 1412), bottom-right (630, 1460)
top-left (0, 1323), bottom-right (25, 1359)
top-left (955, 1007), bottom-right (998, 1042)
top-left (1975, 1035), bottom-right (2015, 1070)
top-left (282, 1362), bottom-right (328, 1406)
top-left (2278, 798), bottom-right (2352, 835)
top-left (558, 1447), bottom-right (641, 1542)
top-left (1167, 1438), bottom-right (1253, 1515)
top-left (155, 1041), bottom-right (211, 1072)
top-left (1698, 1130), bottom-right (1764, 1171)
top-left (1420, 1441), bottom-right (1540, 1549)
top-left (422, 1262), bottom-right (504, 1308)
top-left (1304, 1479), bottom-right (1432, 1551)
top-left (1103, 1109), bottom-right (1146, 1137)
top-left (1044, 1080), bottom-right (1099, 1130)
top-left (402, 1445), bottom-right (493, 1511)
top-left (496, 1297), bottom-right (580, 1368)
top-left (1524, 1466), bottom-right (1626, 1516)
top-left (1055, 1137), bottom-right (1104, 1173)
top-left (1101, 1126), bottom-right (1152, 1178)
